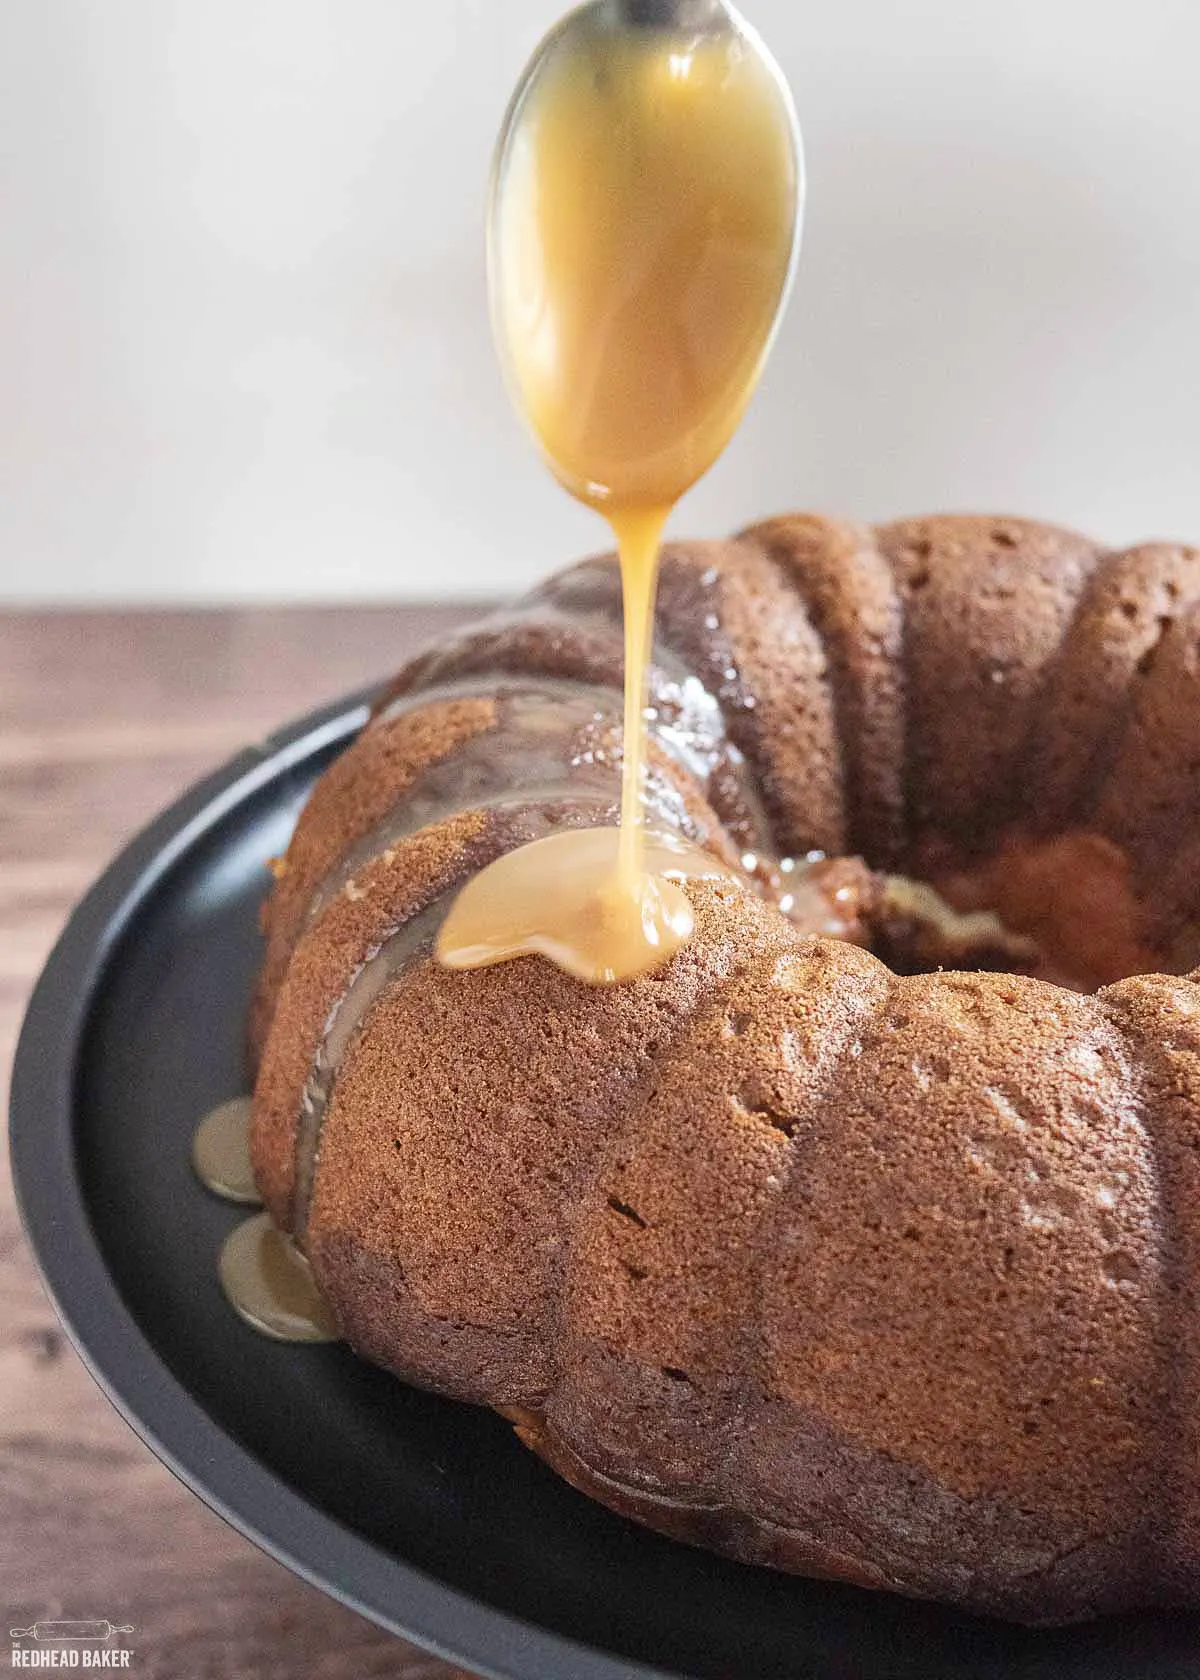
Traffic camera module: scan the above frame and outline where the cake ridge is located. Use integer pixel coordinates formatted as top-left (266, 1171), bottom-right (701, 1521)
top-left (248, 695), bottom-right (499, 1067)
top-left (724, 941), bottom-right (895, 1521)
top-left (543, 914), bottom-right (808, 1486)
top-left (252, 810), bottom-right (507, 1228)
top-left (1024, 541), bottom-right (1200, 838)
top-left (1094, 595), bottom-right (1200, 886)
top-left (874, 513), bottom-right (1102, 848)
top-left (663, 538), bottom-right (850, 857)
top-left (1098, 971), bottom-right (1200, 1599)
top-left (532, 887), bottom-right (766, 1415)
top-left (293, 898), bottom-right (448, 1237)
top-left (738, 511), bottom-right (908, 867)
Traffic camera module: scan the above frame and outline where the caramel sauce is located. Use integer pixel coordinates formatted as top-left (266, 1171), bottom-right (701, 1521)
top-left (438, 826), bottom-right (732, 983)
top-left (439, 7), bottom-right (801, 984)
top-left (191, 1096), bottom-right (258, 1203)
top-left (218, 1213), bottom-right (338, 1344)
top-left (193, 1097), bottom-right (338, 1343)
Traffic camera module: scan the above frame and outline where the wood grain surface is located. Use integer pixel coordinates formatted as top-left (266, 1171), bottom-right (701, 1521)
top-left (0, 607), bottom-right (489, 1679)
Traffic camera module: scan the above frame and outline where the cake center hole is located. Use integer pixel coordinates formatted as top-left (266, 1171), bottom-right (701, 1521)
top-left (867, 829), bottom-right (1167, 993)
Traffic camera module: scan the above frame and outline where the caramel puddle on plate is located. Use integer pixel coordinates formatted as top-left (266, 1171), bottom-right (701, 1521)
top-left (192, 1095), bottom-right (259, 1203)
top-left (218, 1212), bottom-right (338, 1344)
top-left (193, 1097), bottom-right (337, 1343)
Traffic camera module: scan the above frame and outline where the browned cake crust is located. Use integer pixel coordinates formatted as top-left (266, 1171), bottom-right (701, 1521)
top-left (248, 511), bottom-right (1200, 1625)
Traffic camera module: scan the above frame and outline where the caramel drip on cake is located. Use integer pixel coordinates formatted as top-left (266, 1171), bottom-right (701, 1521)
top-left (437, 15), bottom-right (799, 984)
top-left (438, 826), bottom-right (734, 983)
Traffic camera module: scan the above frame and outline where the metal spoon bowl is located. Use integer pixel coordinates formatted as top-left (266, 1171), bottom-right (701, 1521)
top-left (488, 0), bottom-right (804, 503)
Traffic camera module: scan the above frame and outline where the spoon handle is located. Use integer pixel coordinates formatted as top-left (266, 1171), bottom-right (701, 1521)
top-left (617, 0), bottom-right (727, 27)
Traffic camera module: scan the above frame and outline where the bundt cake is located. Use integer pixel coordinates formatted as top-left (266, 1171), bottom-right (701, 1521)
top-left (248, 511), bottom-right (1200, 1626)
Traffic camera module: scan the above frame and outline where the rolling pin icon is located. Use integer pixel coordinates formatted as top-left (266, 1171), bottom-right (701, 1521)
top-left (9, 1623), bottom-right (134, 1642)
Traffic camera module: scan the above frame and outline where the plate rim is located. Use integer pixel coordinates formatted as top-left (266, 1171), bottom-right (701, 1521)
top-left (8, 685), bottom-right (678, 1680)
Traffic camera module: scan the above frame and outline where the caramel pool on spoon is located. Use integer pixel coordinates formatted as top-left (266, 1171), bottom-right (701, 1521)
top-left (437, 0), bottom-right (803, 986)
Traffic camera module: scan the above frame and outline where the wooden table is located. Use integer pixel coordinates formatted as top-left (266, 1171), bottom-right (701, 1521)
top-left (0, 607), bottom-right (488, 1679)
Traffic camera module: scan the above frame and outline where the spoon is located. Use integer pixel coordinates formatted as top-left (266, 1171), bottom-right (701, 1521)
top-left (487, 0), bottom-right (804, 510)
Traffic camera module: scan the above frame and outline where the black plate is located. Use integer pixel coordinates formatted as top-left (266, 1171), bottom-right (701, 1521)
top-left (10, 687), bottom-right (1200, 1680)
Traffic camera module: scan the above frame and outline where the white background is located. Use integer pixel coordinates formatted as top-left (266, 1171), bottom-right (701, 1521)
top-left (1, 0), bottom-right (1197, 603)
